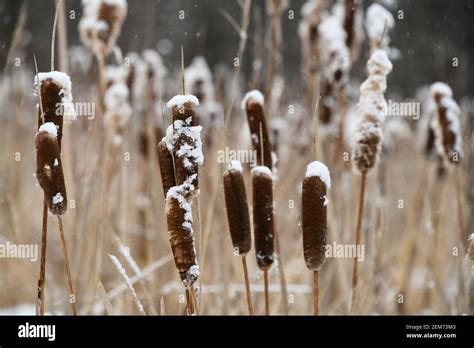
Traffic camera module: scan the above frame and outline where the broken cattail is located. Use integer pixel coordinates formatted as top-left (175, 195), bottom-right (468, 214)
top-left (157, 138), bottom-right (176, 198)
top-left (35, 71), bottom-right (77, 148)
top-left (351, 50), bottom-right (393, 174)
top-left (35, 123), bottom-right (67, 216)
top-left (166, 95), bottom-right (203, 193)
top-left (430, 82), bottom-right (463, 164)
top-left (252, 166), bottom-right (275, 270)
top-left (302, 161), bottom-right (330, 271)
top-left (79, 0), bottom-right (128, 56)
top-left (242, 90), bottom-right (273, 170)
top-left (365, 3), bottom-right (394, 52)
top-left (223, 160), bottom-right (251, 255)
top-left (302, 161), bottom-right (331, 315)
top-left (165, 185), bottom-right (199, 288)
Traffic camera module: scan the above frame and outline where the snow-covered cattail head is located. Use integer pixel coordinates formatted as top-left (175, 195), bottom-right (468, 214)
top-left (223, 161), bottom-right (251, 255)
top-left (142, 49), bottom-right (167, 101)
top-left (185, 56), bottom-right (214, 104)
top-left (242, 90), bottom-right (273, 170)
top-left (430, 82), bottom-right (463, 164)
top-left (104, 81), bottom-right (132, 144)
top-left (365, 3), bottom-right (394, 52)
top-left (351, 50), bottom-right (393, 174)
top-left (79, 0), bottom-right (127, 56)
top-left (35, 123), bottom-right (67, 216)
top-left (34, 71), bottom-right (77, 149)
top-left (302, 161), bottom-right (330, 271)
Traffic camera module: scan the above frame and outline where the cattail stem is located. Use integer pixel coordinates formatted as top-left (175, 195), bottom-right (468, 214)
top-left (313, 271), bottom-right (319, 315)
top-left (57, 216), bottom-right (77, 315)
top-left (241, 255), bottom-right (253, 315)
top-left (263, 269), bottom-right (270, 316)
top-left (37, 199), bottom-right (48, 316)
top-left (350, 172), bottom-right (367, 314)
top-left (453, 167), bottom-right (465, 251)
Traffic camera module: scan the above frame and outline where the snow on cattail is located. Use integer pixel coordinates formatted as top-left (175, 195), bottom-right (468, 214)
top-left (223, 161), bottom-right (251, 255)
top-left (302, 161), bottom-right (330, 271)
top-left (166, 95), bottom-right (203, 193)
top-left (342, 0), bottom-right (363, 61)
top-left (430, 82), bottom-right (463, 164)
top-left (165, 184), bottom-right (199, 288)
top-left (298, 0), bottom-right (327, 79)
top-left (79, 0), bottom-right (128, 56)
top-left (142, 49), bottom-right (167, 102)
top-left (34, 71), bottom-right (77, 148)
top-left (251, 166), bottom-right (274, 270)
top-left (35, 123), bottom-right (67, 216)
top-left (365, 3), bottom-right (394, 52)
top-left (104, 79), bottom-right (132, 144)
top-left (185, 56), bottom-right (214, 104)
top-left (157, 138), bottom-right (176, 198)
top-left (124, 52), bottom-right (147, 102)
top-left (351, 49), bottom-right (393, 174)
top-left (242, 90), bottom-right (273, 170)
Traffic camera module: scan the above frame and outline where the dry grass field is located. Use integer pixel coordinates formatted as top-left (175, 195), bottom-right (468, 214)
top-left (0, 0), bottom-right (472, 316)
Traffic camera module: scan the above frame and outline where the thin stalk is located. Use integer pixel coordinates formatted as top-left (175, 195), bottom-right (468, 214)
top-left (313, 270), bottom-right (319, 315)
top-left (57, 216), bottom-right (77, 315)
top-left (241, 255), bottom-right (253, 315)
top-left (264, 269), bottom-right (270, 315)
top-left (36, 199), bottom-right (48, 316)
top-left (454, 166), bottom-right (465, 251)
top-left (350, 172), bottom-right (367, 314)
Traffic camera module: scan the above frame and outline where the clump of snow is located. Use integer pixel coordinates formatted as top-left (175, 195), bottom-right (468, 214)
top-left (430, 82), bottom-right (453, 98)
top-left (319, 15), bottom-right (349, 84)
top-left (52, 193), bottom-right (64, 205)
top-left (38, 122), bottom-right (58, 137)
top-left (367, 49), bottom-right (393, 75)
top-left (228, 160), bottom-right (243, 172)
top-left (251, 166), bottom-right (273, 178)
top-left (365, 3), bottom-right (394, 45)
top-left (241, 90), bottom-right (265, 109)
top-left (183, 265), bottom-right (200, 288)
top-left (166, 117), bottom-right (204, 169)
top-left (305, 161), bottom-right (331, 189)
top-left (166, 95), bottom-right (199, 108)
top-left (35, 71), bottom-right (77, 120)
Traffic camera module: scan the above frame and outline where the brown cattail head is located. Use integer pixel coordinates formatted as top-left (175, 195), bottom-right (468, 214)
top-left (166, 185), bottom-right (199, 287)
top-left (79, 0), bottom-right (127, 56)
top-left (242, 90), bottom-right (273, 170)
top-left (166, 96), bottom-right (203, 193)
top-left (35, 72), bottom-right (76, 149)
top-left (223, 161), bottom-right (251, 255)
top-left (157, 138), bottom-right (176, 198)
top-left (430, 82), bottom-right (463, 165)
top-left (302, 161), bottom-right (331, 271)
top-left (343, 0), bottom-right (363, 61)
top-left (35, 123), bottom-right (67, 216)
top-left (252, 166), bottom-right (274, 270)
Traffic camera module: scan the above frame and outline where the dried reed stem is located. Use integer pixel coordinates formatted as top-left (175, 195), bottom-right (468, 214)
top-left (57, 216), bottom-right (77, 315)
top-left (264, 269), bottom-right (270, 316)
top-left (242, 255), bottom-right (253, 315)
top-left (313, 271), bottom-right (319, 315)
top-left (350, 172), bottom-right (366, 314)
top-left (37, 199), bottom-right (48, 316)
top-left (454, 167), bottom-right (465, 250)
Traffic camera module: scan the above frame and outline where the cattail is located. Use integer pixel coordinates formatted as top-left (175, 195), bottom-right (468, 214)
top-left (165, 185), bottom-right (199, 288)
top-left (223, 161), bottom-right (251, 255)
top-left (79, 0), bottom-right (128, 56)
top-left (351, 50), bottom-right (393, 174)
top-left (350, 49), bottom-right (392, 314)
top-left (302, 161), bottom-right (331, 315)
top-left (166, 96), bottom-right (203, 193)
top-left (35, 123), bottom-right (67, 216)
top-left (35, 71), bottom-right (77, 148)
top-left (430, 82), bottom-right (463, 164)
top-left (185, 56), bottom-right (214, 104)
top-left (343, 0), bottom-right (363, 61)
top-left (223, 160), bottom-right (253, 315)
top-left (365, 3), bottom-right (394, 52)
top-left (142, 49), bottom-right (167, 102)
top-left (298, 0), bottom-right (326, 81)
top-left (252, 166), bottom-right (274, 270)
top-left (104, 80), bottom-right (132, 145)
top-left (157, 138), bottom-right (176, 198)
top-left (242, 90), bottom-right (273, 170)
top-left (302, 161), bottom-right (330, 271)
